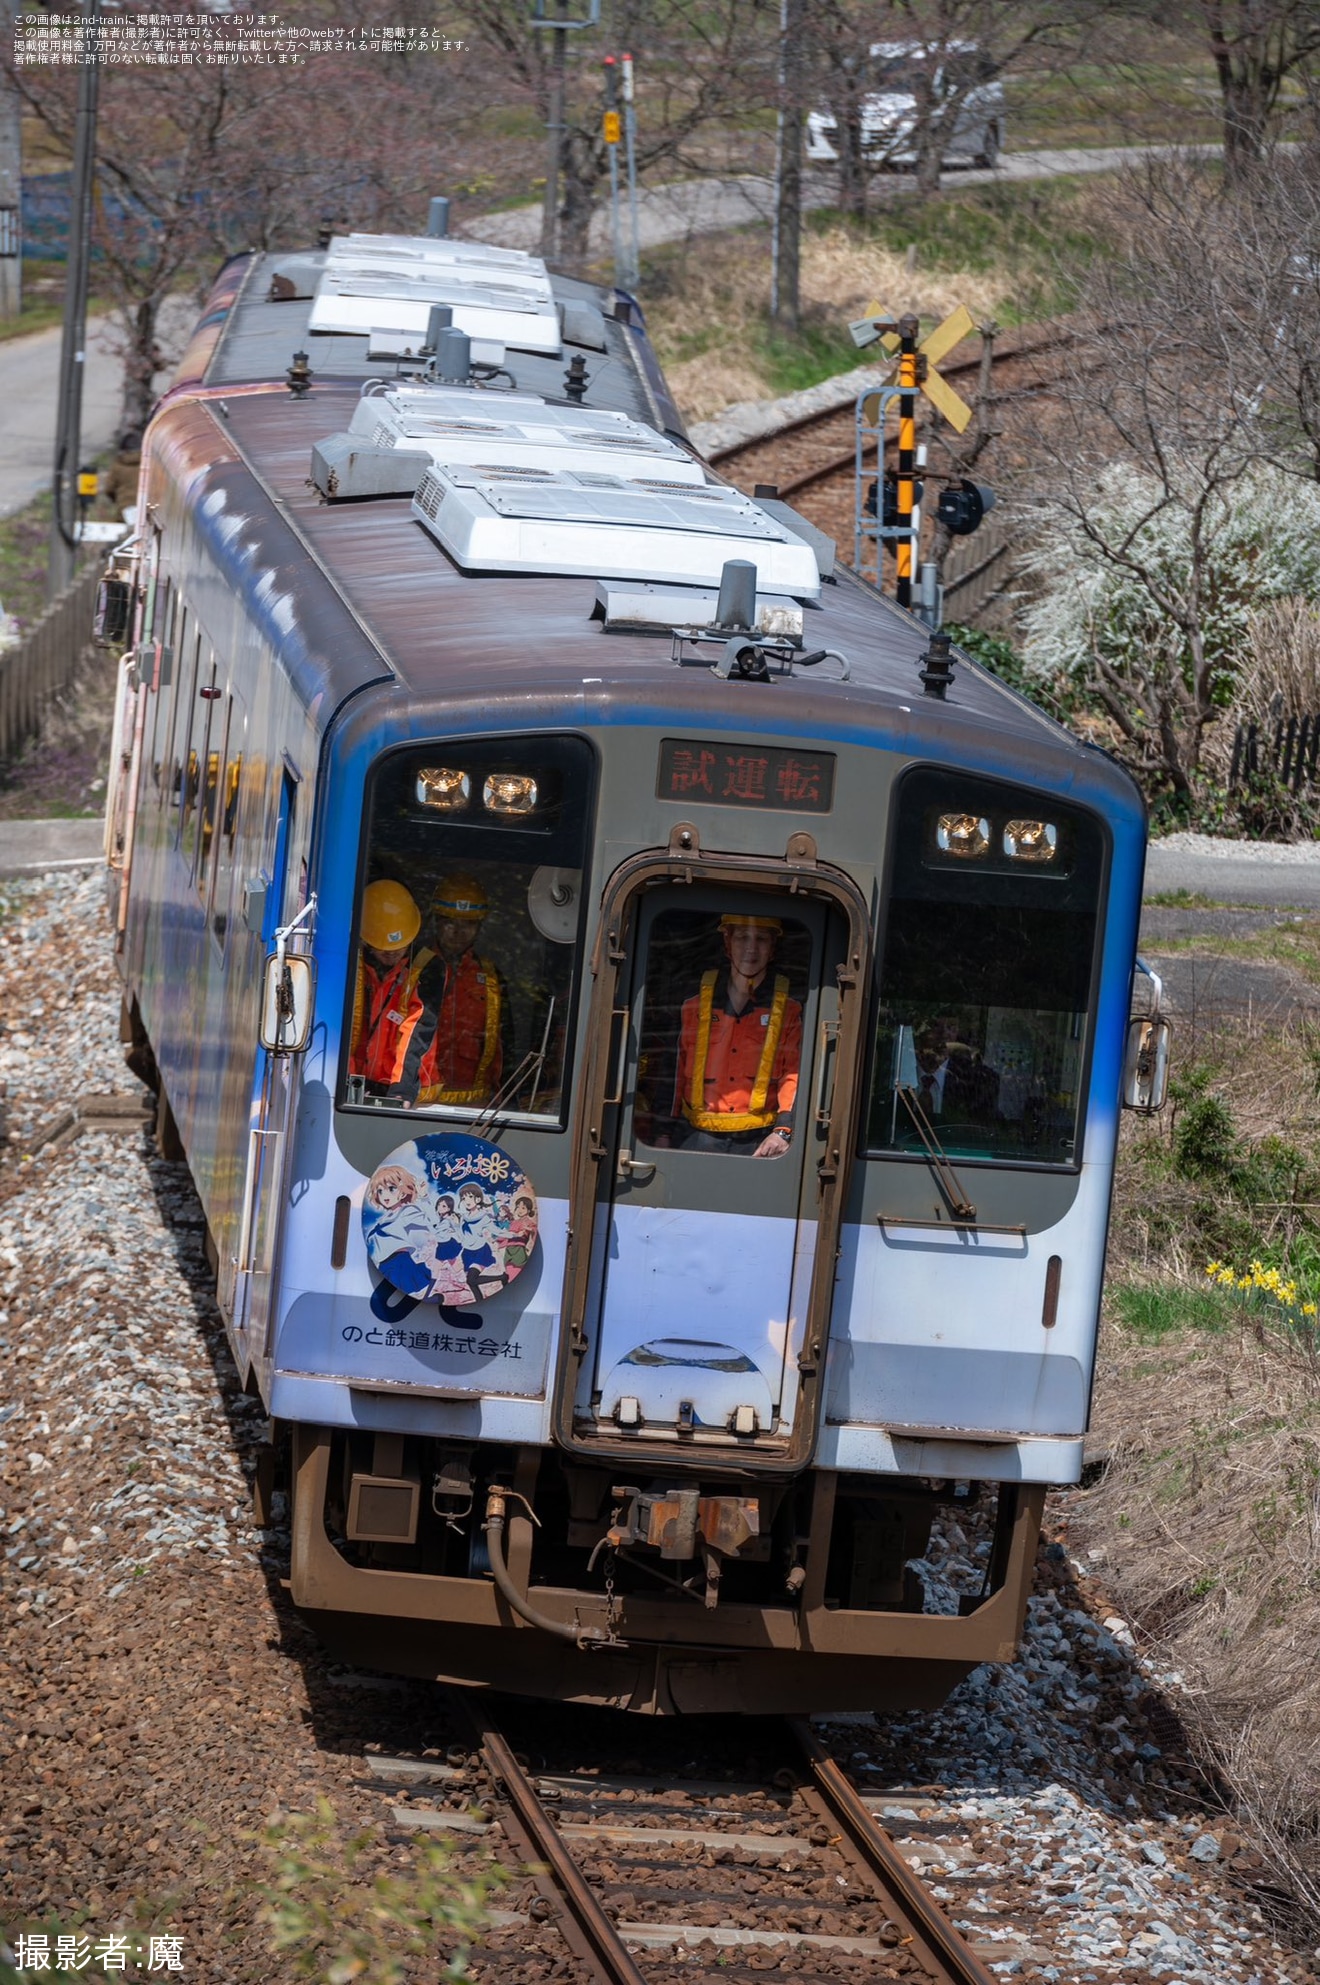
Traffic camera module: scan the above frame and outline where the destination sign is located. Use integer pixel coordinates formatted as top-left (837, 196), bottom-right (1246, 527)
top-left (657, 738), bottom-right (835, 814)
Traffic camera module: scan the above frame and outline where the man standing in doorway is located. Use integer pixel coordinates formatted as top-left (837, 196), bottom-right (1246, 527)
top-left (674, 913), bottom-right (802, 1157)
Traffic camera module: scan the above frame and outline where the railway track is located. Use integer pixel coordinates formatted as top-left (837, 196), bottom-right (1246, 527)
top-left (706, 326), bottom-right (1089, 577)
top-left (370, 1700), bottom-right (1028, 1983)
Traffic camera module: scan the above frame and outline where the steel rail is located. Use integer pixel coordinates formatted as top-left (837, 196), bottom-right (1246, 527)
top-left (788, 1717), bottom-right (1001, 1985)
top-left (461, 1695), bottom-right (648, 1985)
top-left (706, 324), bottom-right (1082, 467)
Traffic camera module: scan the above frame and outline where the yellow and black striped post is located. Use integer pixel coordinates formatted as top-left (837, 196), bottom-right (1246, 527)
top-left (895, 312), bottom-right (919, 611)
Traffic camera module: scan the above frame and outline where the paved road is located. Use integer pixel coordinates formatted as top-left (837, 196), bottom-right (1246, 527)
top-left (475, 144), bottom-right (1220, 256)
top-left (0, 295), bottom-right (196, 523)
top-left (1144, 836), bottom-right (1320, 909)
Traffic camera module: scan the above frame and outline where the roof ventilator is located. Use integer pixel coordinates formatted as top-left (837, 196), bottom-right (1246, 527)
top-left (671, 559), bottom-right (851, 684)
top-left (427, 195), bottom-right (450, 238)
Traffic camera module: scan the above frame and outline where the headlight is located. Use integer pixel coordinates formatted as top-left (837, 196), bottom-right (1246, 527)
top-left (483, 772), bottom-right (538, 815)
top-left (416, 766), bottom-right (470, 810)
top-left (936, 811), bottom-right (990, 858)
top-left (1003, 818), bottom-right (1058, 863)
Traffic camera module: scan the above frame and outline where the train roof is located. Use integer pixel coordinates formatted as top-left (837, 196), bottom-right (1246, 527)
top-left (150, 231), bottom-right (1138, 815)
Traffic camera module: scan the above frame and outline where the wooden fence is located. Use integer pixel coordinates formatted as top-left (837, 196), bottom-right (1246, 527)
top-left (1229, 713), bottom-right (1320, 793)
top-left (0, 556), bottom-right (106, 762)
top-left (942, 510), bottom-right (1016, 623)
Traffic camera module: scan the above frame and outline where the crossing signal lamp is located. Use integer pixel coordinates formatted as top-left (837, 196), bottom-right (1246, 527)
top-left (936, 479), bottom-right (995, 537)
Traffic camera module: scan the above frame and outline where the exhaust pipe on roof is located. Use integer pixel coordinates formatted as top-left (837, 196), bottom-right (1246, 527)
top-left (427, 196), bottom-right (450, 238)
top-left (435, 327), bottom-right (472, 385)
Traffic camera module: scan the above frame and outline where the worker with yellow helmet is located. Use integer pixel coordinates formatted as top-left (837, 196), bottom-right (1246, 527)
top-left (672, 912), bottom-right (802, 1158)
top-left (401, 874), bottom-right (508, 1108)
top-left (349, 879), bottom-right (425, 1094)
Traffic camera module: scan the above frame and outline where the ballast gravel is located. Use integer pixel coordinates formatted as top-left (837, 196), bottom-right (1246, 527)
top-left (0, 864), bottom-right (1316, 1983)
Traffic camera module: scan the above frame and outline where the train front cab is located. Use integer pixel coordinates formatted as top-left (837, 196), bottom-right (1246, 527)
top-left (280, 712), bottom-right (1143, 1716)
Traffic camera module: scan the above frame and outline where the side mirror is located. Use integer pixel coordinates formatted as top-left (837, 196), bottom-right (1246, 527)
top-left (260, 952), bottom-right (316, 1053)
top-left (1123, 1015), bottom-right (1170, 1112)
top-left (94, 573), bottom-right (135, 647)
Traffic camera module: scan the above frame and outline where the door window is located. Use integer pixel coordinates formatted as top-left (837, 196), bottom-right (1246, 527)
top-left (632, 908), bottom-right (812, 1159)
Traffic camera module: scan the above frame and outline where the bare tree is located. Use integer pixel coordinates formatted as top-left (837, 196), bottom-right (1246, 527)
top-left (8, 27), bottom-right (475, 430)
top-left (457, 0), bottom-right (774, 272)
top-left (1194, 0), bottom-right (1320, 182)
top-left (1021, 157), bottom-right (1320, 802)
top-left (805, 0), bottom-right (1100, 205)
top-left (1225, 145), bottom-right (1320, 478)
top-left (811, 0), bottom-right (883, 220)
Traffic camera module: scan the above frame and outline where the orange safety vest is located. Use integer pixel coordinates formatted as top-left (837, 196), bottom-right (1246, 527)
top-left (349, 955), bottom-right (423, 1087)
top-left (413, 949), bottom-right (503, 1106)
top-left (679, 970), bottom-right (797, 1133)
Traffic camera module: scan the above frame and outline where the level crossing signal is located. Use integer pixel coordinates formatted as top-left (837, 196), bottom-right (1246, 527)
top-left (849, 302), bottom-right (977, 434)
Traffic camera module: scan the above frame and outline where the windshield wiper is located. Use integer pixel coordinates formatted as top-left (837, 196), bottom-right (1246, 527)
top-left (896, 1085), bottom-right (977, 1222)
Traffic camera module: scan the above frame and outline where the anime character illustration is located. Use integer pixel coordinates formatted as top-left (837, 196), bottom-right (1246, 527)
top-left (431, 1193), bottom-right (463, 1266)
top-left (500, 1194), bottom-right (537, 1274)
top-left (363, 1134), bottom-right (540, 1306)
top-left (361, 1165), bottom-right (447, 1298)
top-left (457, 1180), bottom-right (505, 1299)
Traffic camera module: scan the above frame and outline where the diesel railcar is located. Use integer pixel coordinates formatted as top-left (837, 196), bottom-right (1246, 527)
top-left (102, 218), bottom-right (1155, 1715)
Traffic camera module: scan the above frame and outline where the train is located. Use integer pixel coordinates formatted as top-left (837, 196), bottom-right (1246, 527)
top-left (98, 209), bottom-right (1165, 1716)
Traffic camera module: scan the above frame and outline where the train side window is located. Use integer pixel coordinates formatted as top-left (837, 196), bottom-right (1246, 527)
top-left (210, 705), bottom-right (244, 948)
top-left (148, 584), bottom-right (177, 789)
top-left (866, 767), bottom-right (1104, 1169)
top-left (180, 653), bottom-right (216, 870)
top-left (149, 574), bottom-right (172, 649)
top-left (343, 735), bottom-right (594, 1124)
top-left (197, 692), bottom-right (230, 889)
top-left (163, 609), bottom-right (199, 816)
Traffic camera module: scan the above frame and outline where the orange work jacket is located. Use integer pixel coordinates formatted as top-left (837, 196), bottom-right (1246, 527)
top-left (349, 955), bottom-right (423, 1088)
top-left (407, 949), bottom-right (503, 1106)
top-left (674, 969), bottom-right (802, 1133)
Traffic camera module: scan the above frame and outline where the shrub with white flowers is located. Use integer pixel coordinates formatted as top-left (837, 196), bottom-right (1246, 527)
top-left (1018, 462), bottom-right (1320, 798)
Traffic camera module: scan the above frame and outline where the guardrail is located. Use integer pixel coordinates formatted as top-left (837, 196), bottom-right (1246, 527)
top-left (0, 556), bottom-right (105, 763)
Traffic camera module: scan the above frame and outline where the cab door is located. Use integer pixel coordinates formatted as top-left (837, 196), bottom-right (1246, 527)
top-left (230, 768), bottom-right (299, 1387)
top-left (584, 883), bottom-right (840, 1453)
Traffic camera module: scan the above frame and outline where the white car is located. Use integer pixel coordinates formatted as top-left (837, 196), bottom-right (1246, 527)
top-left (806, 41), bottom-right (1004, 172)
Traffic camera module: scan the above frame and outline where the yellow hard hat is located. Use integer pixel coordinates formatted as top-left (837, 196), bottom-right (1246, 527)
top-left (720, 912), bottom-right (783, 935)
top-left (433, 874), bottom-right (489, 920)
top-left (361, 879), bottom-right (420, 950)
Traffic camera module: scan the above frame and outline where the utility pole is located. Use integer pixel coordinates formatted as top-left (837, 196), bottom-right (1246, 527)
top-left (621, 50), bottom-right (640, 291)
top-left (770, 0), bottom-right (804, 330)
top-left (0, 0), bottom-right (21, 324)
top-left (602, 54), bottom-right (623, 288)
top-left (533, 0), bottom-right (600, 267)
top-left (541, 0), bottom-right (568, 263)
top-left (47, 0), bottom-right (100, 600)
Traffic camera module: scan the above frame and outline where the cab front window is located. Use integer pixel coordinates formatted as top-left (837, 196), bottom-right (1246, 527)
top-left (343, 735), bottom-right (593, 1125)
top-left (867, 768), bottom-right (1104, 1168)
